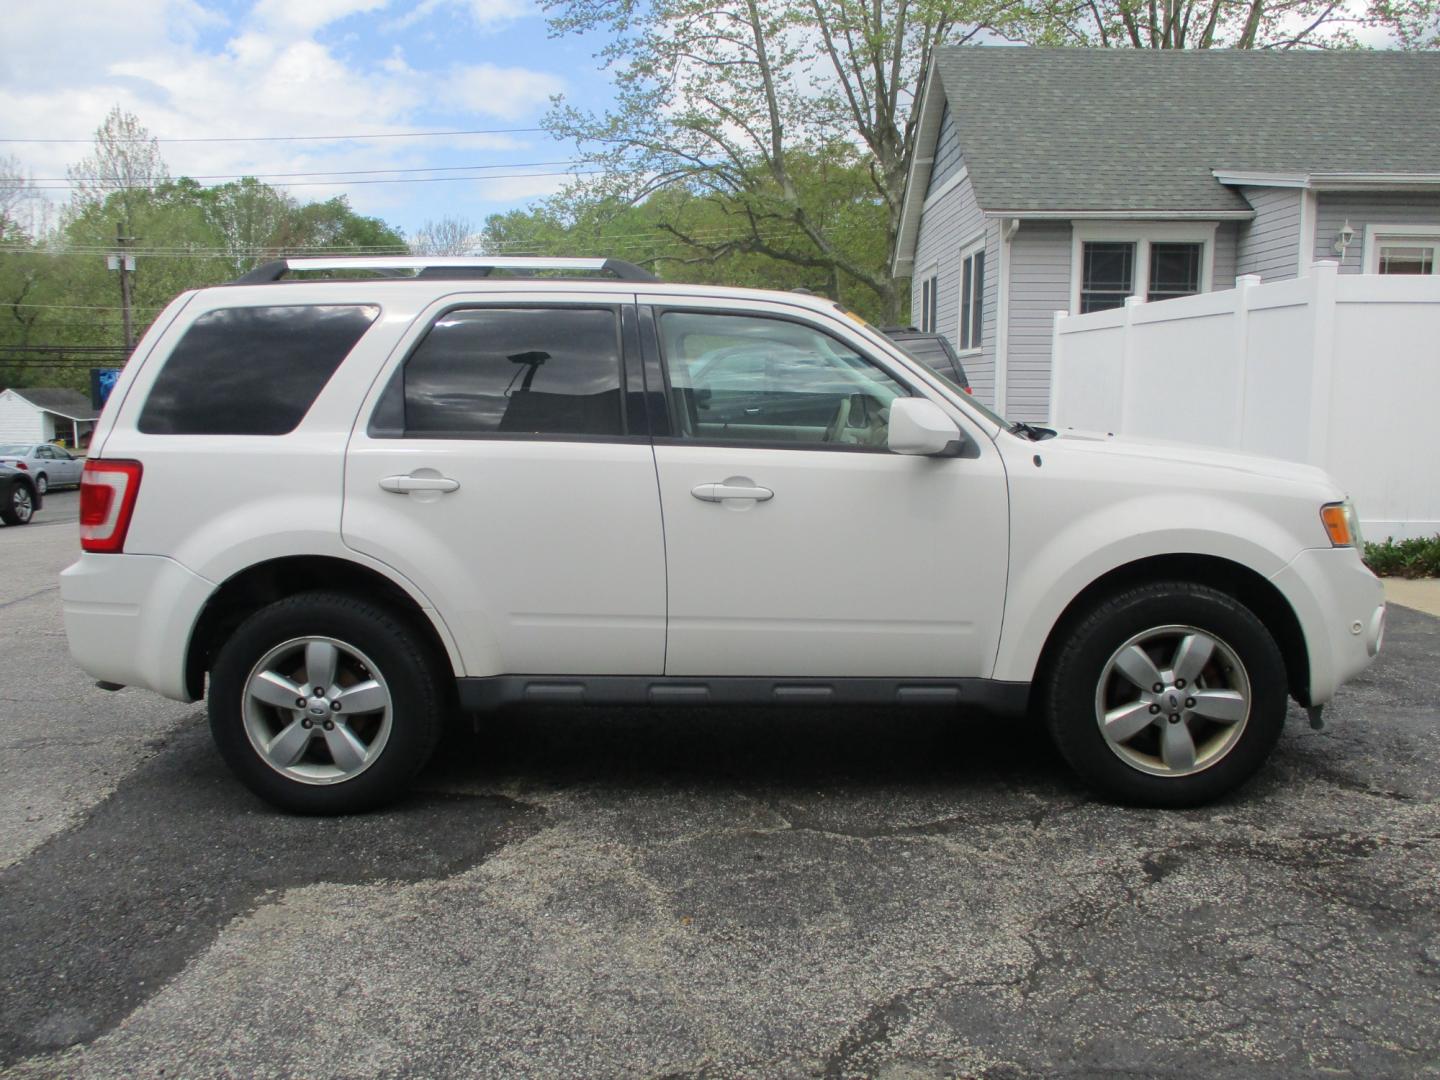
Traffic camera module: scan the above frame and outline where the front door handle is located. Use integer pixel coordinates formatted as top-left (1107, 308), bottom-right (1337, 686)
top-left (379, 474), bottom-right (460, 494)
top-left (691, 480), bottom-right (774, 503)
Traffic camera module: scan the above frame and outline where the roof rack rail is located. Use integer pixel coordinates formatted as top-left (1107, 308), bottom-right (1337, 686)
top-left (231, 256), bottom-right (659, 285)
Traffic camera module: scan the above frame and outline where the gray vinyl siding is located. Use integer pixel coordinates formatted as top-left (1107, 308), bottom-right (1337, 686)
top-left (1235, 186), bottom-right (1302, 281)
top-left (1212, 222), bottom-right (1238, 289)
top-left (927, 104), bottom-right (962, 196)
top-left (911, 161), bottom-right (998, 404)
top-left (1313, 190), bottom-right (1440, 272)
top-left (1006, 221), bottom-right (1071, 423)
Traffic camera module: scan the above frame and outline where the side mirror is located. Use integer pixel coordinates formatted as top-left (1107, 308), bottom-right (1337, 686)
top-left (887, 397), bottom-right (964, 456)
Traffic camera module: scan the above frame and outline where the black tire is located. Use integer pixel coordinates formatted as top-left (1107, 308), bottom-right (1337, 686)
top-left (1042, 581), bottom-right (1287, 808)
top-left (0, 481), bottom-right (34, 525)
top-left (34, 473), bottom-right (48, 495)
top-left (208, 591), bottom-right (447, 814)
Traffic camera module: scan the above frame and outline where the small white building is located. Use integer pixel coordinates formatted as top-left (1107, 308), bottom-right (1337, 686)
top-left (0, 388), bottom-right (100, 448)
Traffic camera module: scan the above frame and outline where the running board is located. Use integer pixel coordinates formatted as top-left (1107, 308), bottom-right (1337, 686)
top-left (456, 676), bottom-right (1030, 716)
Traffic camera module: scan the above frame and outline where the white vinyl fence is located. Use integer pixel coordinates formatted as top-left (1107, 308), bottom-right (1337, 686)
top-left (1049, 261), bottom-right (1440, 541)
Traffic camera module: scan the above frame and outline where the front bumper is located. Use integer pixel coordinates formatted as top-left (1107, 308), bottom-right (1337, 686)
top-left (61, 553), bottom-right (215, 702)
top-left (1269, 546), bottom-right (1385, 707)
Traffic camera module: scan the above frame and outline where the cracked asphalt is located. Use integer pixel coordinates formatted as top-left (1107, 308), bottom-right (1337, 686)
top-left (2, 492), bottom-right (1438, 1078)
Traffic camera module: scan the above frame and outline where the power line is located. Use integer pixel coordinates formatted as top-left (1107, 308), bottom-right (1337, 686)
top-left (0, 127), bottom-right (547, 145)
top-left (26, 160), bottom-right (583, 183)
top-left (0, 221), bottom-right (857, 259)
top-left (7, 303), bottom-right (164, 311)
top-left (26, 168), bottom-right (602, 192)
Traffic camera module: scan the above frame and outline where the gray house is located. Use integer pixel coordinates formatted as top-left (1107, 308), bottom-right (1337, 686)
top-left (893, 48), bottom-right (1440, 421)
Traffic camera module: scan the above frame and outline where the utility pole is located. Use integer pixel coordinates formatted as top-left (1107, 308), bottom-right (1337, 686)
top-left (106, 222), bottom-right (137, 350)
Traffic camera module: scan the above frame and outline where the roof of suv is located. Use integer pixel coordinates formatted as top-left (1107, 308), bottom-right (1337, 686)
top-left (207, 256), bottom-right (864, 321)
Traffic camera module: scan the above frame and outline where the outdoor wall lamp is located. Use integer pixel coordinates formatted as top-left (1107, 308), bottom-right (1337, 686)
top-left (1333, 219), bottom-right (1355, 257)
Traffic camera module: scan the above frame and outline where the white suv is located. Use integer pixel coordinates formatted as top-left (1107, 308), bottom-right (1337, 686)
top-left (61, 256), bottom-right (1385, 813)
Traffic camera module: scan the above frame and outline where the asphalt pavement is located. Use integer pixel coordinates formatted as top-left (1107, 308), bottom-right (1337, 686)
top-left (1, 496), bottom-right (1437, 1078)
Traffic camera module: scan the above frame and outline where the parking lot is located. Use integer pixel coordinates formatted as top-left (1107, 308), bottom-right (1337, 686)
top-left (1, 492), bottom-right (1437, 1079)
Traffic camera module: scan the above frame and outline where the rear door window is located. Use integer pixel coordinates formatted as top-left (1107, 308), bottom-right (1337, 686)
top-left (139, 305), bottom-right (378, 435)
top-left (370, 306), bottom-right (625, 439)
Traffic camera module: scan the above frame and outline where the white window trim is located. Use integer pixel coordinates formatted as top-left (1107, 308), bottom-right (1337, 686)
top-left (1362, 224), bottom-right (1440, 274)
top-left (1069, 222), bottom-right (1217, 315)
top-left (915, 259), bottom-right (939, 332)
top-left (956, 235), bottom-right (986, 356)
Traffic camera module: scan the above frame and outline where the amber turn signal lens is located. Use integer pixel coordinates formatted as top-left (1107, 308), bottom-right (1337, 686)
top-left (1320, 503), bottom-right (1353, 547)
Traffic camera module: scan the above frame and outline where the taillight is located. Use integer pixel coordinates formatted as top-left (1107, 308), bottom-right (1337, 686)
top-left (80, 459), bottom-right (143, 553)
top-left (11, 461), bottom-right (26, 470)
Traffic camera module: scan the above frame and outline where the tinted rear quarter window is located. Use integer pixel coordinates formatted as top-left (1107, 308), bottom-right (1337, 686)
top-left (371, 306), bottom-right (624, 439)
top-left (139, 305), bottom-right (378, 435)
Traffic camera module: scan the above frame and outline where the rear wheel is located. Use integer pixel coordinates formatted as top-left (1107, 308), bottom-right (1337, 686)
top-left (1, 482), bottom-right (34, 525)
top-left (208, 591), bottom-right (446, 813)
top-left (1043, 582), bottom-right (1287, 807)
top-left (34, 473), bottom-right (48, 495)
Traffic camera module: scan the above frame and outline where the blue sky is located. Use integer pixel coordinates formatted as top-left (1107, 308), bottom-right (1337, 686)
top-left (1, 0), bottom-right (620, 241)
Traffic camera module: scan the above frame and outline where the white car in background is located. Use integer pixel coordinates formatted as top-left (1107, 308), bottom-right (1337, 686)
top-left (0, 443), bottom-right (85, 494)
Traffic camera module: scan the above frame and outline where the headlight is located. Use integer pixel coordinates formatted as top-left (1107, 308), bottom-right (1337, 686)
top-left (1320, 500), bottom-right (1362, 548)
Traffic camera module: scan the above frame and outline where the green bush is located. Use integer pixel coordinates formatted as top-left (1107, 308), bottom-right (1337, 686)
top-left (1363, 534), bottom-right (1440, 578)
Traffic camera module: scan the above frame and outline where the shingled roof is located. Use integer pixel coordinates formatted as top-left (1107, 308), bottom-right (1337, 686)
top-left (6, 388), bottom-right (98, 420)
top-left (922, 47), bottom-right (1440, 215)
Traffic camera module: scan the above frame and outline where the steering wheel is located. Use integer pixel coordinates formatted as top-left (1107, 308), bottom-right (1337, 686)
top-left (822, 395), bottom-right (853, 444)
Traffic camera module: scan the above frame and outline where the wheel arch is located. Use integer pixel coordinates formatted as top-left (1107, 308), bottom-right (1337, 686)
top-left (185, 555), bottom-right (459, 701)
top-left (1028, 553), bottom-right (1311, 712)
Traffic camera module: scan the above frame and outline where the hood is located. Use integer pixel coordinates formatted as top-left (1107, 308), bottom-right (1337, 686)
top-left (1044, 428), bottom-right (1340, 494)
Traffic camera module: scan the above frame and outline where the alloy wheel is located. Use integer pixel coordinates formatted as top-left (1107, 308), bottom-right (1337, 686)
top-left (242, 636), bottom-right (393, 785)
top-left (1093, 624), bottom-right (1251, 777)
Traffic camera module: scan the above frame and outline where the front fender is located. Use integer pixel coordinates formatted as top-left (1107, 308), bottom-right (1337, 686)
top-left (992, 493), bottom-right (1309, 684)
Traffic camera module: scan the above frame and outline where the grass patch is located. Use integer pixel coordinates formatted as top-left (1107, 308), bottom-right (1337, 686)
top-left (1363, 535), bottom-right (1440, 579)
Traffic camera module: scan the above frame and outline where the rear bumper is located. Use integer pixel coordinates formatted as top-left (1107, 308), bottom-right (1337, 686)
top-left (60, 553), bottom-right (214, 702)
top-left (1270, 546), bottom-right (1385, 707)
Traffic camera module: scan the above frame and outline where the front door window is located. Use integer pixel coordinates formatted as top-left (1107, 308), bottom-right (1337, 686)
top-left (659, 311), bottom-right (907, 449)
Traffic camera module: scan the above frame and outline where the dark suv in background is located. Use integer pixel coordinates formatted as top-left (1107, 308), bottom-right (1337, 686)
top-left (880, 328), bottom-right (972, 394)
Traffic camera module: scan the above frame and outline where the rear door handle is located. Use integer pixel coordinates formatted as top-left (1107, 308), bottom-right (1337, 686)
top-left (379, 474), bottom-right (460, 494)
top-left (691, 481), bottom-right (774, 503)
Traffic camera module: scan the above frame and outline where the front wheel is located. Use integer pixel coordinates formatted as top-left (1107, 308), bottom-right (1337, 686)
top-left (1, 482), bottom-right (34, 525)
top-left (1043, 582), bottom-right (1287, 807)
top-left (208, 592), bottom-right (446, 813)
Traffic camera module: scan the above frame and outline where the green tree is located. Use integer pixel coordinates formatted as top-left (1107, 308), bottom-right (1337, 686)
top-left (543, 0), bottom-right (1010, 323)
top-left (1019, 0), bottom-right (1434, 47)
top-left (1019, 0), bottom-right (1438, 47)
top-left (1, 109), bottom-right (407, 391)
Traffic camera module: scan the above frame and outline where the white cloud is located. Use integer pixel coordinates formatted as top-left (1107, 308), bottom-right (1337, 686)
top-left (251, 0), bottom-right (392, 35)
top-left (444, 64), bottom-right (564, 121)
top-left (387, 0), bottom-right (533, 32)
top-left (459, 0), bottom-right (533, 27)
top-left (473, 171), bottom-right (571, 203)
top-left (0, 0), bottom-right (570, 230)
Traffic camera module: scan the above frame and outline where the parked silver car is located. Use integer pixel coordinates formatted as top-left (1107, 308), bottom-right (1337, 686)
top-left (0, 443), bottom-right (84, 495)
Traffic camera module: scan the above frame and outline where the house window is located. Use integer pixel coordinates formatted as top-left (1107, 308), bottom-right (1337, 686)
top-left (919, 272), bottom-right (938, 332)
top-left (1363, 226), bottom-right (1440, 275)
top-left (959, 242), bottom-right (985, 351)
top-left (1148, 243), bottom-right (1203, 300)
top-left (1080, 242), bottom-right (1135, 313)
top-left (1075, 229), bottom-right (1213, 314)
top-left (1378, 246), bottom-right (1436, 275)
